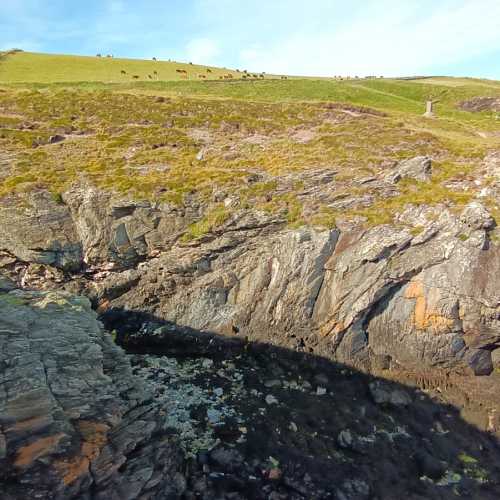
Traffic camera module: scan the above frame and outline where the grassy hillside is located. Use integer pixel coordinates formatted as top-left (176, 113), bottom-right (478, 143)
top-left (0, 51), bottom-right (499, 233)
top-left (0, 51), bottom-right (272, 83)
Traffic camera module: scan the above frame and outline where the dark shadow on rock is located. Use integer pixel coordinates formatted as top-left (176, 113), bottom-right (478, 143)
top-left (100, 307), bottom-right (500, 500)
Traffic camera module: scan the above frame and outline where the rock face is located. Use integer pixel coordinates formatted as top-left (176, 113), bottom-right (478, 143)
top-left (92, 203), bottom-right (499, 380)
top-left (1, 183), bottom-right (499, 381)
top-left (459, 97), bottom-right (500, 113)
top-left (0, 288), bottom-right (184, 499)
top-left (0, 191), bottom-right (82, 271)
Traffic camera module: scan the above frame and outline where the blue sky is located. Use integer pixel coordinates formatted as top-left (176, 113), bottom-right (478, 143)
top-left (1, 0), bottom-right (500, 78)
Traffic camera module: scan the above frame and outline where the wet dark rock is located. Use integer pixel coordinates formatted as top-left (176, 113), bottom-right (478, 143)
top-left (415, 450), bottom-right (447, 480)
top-left (209, 447), bottom-right (244, 472)
top-left (369, 381), bottom-right (412, 406)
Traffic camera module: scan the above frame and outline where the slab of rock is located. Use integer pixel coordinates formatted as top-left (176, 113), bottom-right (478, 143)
top-left (387, 156), bottom-right (432, 183)
top-left (0, 289), bottom-right (184, 499)
top-left (0, 191), bottom-right (82, 271)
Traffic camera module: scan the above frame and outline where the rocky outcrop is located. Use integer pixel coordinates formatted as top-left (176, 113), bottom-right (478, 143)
top-left (386, 155), bottom-right (432, 183)
top-left (0, 191), bottom-right (82, 270)
top-left (2, 286), bottom-right (500, 499)
top-left (459, 97), bottom-right (500, 113)
top-left (90, 202), bottom-right (499, 379)
top-left (1, 181), bottom-right (499, 380)
top-left (0, 287), bottom-right (184, 499)
top-left (62, 183), bottom-right (201, 268)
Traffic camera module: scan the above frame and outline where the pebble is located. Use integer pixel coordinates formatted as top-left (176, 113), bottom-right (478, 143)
top-left (268, 468), bottom-right (282, 480)
top-left (264, 379), bottom-right (282, 388)
top-left (207, 408), bottom-right (222, 424)
top-left (337, 429), bottom-right (353, 449)
top-left (202, 359), bottom-right (213, 368)
top-left (289, 422), bottom-right (298, 432)
top-left (265, 395), bottom-right (279, 405)
top-left (316, 386), bottom-right (327, 396)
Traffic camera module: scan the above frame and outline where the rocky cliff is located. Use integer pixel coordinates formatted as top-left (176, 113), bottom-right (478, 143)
top-left (0, 283), bottom-right (185, 499)
top-left (1, 163), bottom-right (499, 380)
top-left (2, 282), bottom-right (500, 499)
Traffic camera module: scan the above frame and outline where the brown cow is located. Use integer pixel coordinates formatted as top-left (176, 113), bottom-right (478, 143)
top-left (206, 68), bottom-right (212, 73)
top-left (120, 70), bottom-right (126, 75)
top-left (132, 75), bottom-right (140, 79)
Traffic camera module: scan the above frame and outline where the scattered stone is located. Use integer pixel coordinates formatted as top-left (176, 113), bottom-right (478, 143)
top-left (415, 450), bottom-right (447, 480)
top-left (209, 447), bottom-right (244, 472)
top-left (316, 386), bottom-right (327, 396)
top-left (264, 379), bottom-right (282, 388)
top-left (265, 394), bottom-right (279, 405)
top-left (337, 429), bottom-right (354, 449)
top-left (369, 381), bottom-right (412, 406)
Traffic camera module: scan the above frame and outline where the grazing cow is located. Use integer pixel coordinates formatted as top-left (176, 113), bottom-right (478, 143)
top-left (198, 74), bottom-right (206, 79)
top-left (148, 75), bottom-right (152, 79)
top-left (259, 74), bottom-right (264, 78)
top-left (152, 57), bottom-right (157, 61)
top-left (176, 69), bottom-right (187, 74)
top-left (206, 68), bottom-right (212, 73)
top-left (189, 62), bottom-right (193, 65)
top-left (219, 76), bottom-right (223, 80)
top-left (120, 70), bottom-right (126, 75)
top-left (180, 73), bottom-right (188, 80)
top-left (96, 53), bottom-right (102, 57)
top-left (227, 74), bottom-right (233, 79)
top-left (132, 75), bottom-right (140, 79)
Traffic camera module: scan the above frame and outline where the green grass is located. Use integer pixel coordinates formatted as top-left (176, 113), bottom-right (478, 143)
top-left (1, 51), bottom-right (500, 235)
top-left (0, 51), bottom-right (272, 83)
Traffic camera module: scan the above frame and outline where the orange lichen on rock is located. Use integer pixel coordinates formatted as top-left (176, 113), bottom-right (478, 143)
top-left (405, 280), bottom-right (454, 333)
top-left (54, 421), bottom-right (109, 486)
top-left (319, 318), bottom-right (345, 338)
top-left (14, 433), bottom-right (66, 467)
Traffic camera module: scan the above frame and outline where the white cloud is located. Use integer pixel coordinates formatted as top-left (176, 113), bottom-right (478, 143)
top-left (185, 37), bottom-right (220, 65)
top-left (236, 0), bottom-right (500, 77)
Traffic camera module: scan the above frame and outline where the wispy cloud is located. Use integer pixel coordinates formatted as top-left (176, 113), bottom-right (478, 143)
top-left (185, 37), bottom-right (220, 65)
top-left (234, 0), bottom-right (500, 77)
